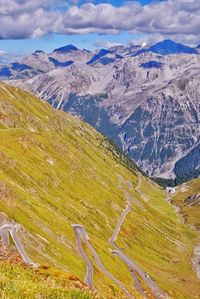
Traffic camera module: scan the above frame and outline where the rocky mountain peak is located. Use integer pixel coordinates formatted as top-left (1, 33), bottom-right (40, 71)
top-left (148, 39), bottom-right (198, 55)
top-left (53, 44), bottom-right (79, 53)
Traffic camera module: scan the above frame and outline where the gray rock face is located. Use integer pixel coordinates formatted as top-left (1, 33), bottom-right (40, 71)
top-left (5, 43), bottom-right (200, 182)
top-left (119, 75), bottom-right (200, 179)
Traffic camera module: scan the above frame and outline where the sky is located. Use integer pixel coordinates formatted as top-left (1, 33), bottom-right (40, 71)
top-left (0, 0), bottom-right (200, 63)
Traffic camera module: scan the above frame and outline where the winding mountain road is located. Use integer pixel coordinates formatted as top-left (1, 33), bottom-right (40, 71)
top-left (0, 222), bottom-right (36, 267)
top-left (72, 224), bottom-right (94, 289)
top-left (72, 175), bottom-right (168, 299)
top-left (72, 224), bottom-right (132, 298)
top-left (110, 176), bottom-right (168, 299)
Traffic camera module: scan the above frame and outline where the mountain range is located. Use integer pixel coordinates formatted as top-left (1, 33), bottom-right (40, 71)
top-left (1, 39), bottom-right (200, 184)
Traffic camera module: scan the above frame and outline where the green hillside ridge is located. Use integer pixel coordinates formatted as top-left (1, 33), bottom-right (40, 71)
top-left (0, 83), bottom-right (200, 298)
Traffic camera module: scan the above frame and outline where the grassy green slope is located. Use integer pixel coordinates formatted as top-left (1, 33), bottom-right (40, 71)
top-left (0, 260), bottom-right (97, 299)
top-left (0, 83), bottom-right (200, 298)
top-left (172, 178), bottom-right (200, 231)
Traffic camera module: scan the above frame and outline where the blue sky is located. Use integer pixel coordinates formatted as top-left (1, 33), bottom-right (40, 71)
top-left (0, 0), bottom-right (199, 62)
top-left (0, 32), bottom-right (140, 56)
top-left (75, 0), bottom-right (155, 6)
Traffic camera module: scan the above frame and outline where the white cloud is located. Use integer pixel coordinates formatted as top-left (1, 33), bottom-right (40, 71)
top-left (0, 0), bottom-right (199, 45)
top-left (95, 41), bottom-right (123, 48)
top-left (0, 50), bottom-right (26, 64)
top-left (0, 50), bottom-right (7, 56)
